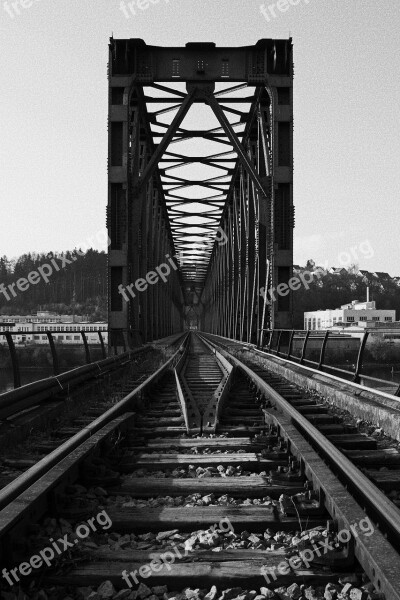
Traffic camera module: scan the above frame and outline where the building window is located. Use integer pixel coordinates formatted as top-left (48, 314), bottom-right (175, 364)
top-left (74, 335), bottom-right (80, 340)
top-left (372, 317), bottom-right (380, 321)
top-left (66, 335), bottom-right (72, 340)
top-left (347, 317), bottom-right (355, 322)
top-left (385, 317), bottom-right (393, 322)
top-left (359, 316), bottom-right (367, 321)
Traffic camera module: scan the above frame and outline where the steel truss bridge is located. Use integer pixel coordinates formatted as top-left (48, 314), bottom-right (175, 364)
top-left (108, 39), bottom-right (294, 349)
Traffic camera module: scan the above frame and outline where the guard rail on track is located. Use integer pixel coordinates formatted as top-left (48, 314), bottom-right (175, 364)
top-left (203, 332), bottom-right (400, 600)
top-left (0, 332), bottom-right (189, 512)
top-left (0, 331), bottom-right (187, 420)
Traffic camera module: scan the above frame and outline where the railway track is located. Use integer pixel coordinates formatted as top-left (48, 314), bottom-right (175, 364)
top-left (0, 335), bottom-right (185, 505)
top-left (202, 334), bottom-right (400, 515)
top-left (0, 333), bottom-right (399, 600)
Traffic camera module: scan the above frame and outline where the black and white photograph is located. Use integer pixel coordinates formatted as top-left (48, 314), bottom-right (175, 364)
top-left (1, 1), bottom-right (400, 599)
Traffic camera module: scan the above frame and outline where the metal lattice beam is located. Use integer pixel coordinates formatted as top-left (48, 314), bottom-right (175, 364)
top-left (108, 39), bottom-right (294, 346)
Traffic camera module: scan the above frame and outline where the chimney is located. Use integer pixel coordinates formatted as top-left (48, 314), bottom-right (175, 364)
top-left (366, 286), bottom-right (370, 303)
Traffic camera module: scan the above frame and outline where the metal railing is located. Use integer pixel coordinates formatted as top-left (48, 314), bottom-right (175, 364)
top-left (258, 328), bottom-right (400, 396)
top-left (1, 329), bottom-right (109, 389)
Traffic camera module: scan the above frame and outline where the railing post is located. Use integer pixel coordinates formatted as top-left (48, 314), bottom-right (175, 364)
top-left (353, 332), bottom-right (369, 384)
top-left (5, 332), bottom-right (21, 389)
top-left (46, 332), bottom-right (59, 375)
top-left (287, 330), bottom-right (295, 359)
top-left (98, 331), bottom-right (107, 360)
top-left (81, 332), bottom-right (91, 364)
top-left (267, 329), bottom-right (274, 352)
top-left (276, 331), bottom-right (282, 356)
top-left (318, 331), bottom-right (330, 371)
top-left (300, 331), bottom-right (310, 365)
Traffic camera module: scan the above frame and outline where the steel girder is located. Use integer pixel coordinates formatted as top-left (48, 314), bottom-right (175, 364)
top-left (107, 39), bottom-right (294, 348)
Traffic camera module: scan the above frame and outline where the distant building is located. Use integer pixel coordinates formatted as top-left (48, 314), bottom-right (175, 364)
top-left (304, 300), bottom-right (396, 330)
top-left (0, 313), bottom-right (107, 345)
top-left (332, 320), bottom-right (400, 343)
top-left (329, 267), bottom-right (348, 276)
top-left (357, 270), bottom-right (374, 281)
top-left (373, 272), bottom-right (391, 280)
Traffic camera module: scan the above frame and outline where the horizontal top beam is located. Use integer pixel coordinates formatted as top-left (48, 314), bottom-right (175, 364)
top-left (109, 38), bottom-right (292, 81)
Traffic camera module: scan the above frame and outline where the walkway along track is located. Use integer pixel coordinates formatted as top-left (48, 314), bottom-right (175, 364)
top-left (0, 333), bottom-right (399, 600)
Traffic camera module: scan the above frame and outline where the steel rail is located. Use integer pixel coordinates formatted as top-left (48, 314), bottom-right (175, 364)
top-left (0, 353), bottom-right (131, 407)
top-left (0, 332), bottom-right (188, 420)
top-left (202, 331), bottom-right (400, 404)
top-left (199, 332), bottom-right (400, 600)
top-left (0, 333), bottom-right (190, 512)
top-left (199, 334), bottom-right (400, 538)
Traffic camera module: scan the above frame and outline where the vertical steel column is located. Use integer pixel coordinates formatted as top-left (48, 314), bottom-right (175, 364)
top-left (98, 331), bottom-right (107, 360)
top-left (287, 330), bottom-right (295, 359)
top-left (354, 332), bottom-right (369, 384)
top-left (300, 331), bottom-right (310, 365)
top-left (5, 332), bottom-right (21, 389)
top-left (318, 331), bottom-right (330, 370)
top-left (81, 332), bottom-right (91, 364)
top-left (46, 332), bottom-right (60, 375)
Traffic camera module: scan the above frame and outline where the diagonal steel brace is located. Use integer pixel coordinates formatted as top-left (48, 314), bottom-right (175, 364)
top-left (206, 94), bottom-right (267, 197)
top-left (136, 88), bottom-right (197, 191)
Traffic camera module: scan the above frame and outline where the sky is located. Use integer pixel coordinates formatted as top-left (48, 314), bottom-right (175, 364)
top-left (1, 0), bottom-right (399, 275)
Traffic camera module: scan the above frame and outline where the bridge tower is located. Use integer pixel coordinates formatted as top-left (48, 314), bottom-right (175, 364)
top-left (107, 39), bottom-right (294, 349)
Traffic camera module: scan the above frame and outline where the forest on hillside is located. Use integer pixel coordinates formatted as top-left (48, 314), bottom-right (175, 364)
top-left (0, 250), bottom-right (399, 327)
top-left (0, 249), bottom-right (107, 320)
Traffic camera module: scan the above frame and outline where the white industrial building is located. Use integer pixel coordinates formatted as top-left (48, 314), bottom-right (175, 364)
top-left (304, 300), bottom-right (396, 331)
top-left (0, 312), bottom-right (108, 345)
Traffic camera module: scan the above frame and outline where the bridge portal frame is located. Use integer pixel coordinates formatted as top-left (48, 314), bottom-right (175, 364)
top-left (107, 39), bottom-right (294, 348)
